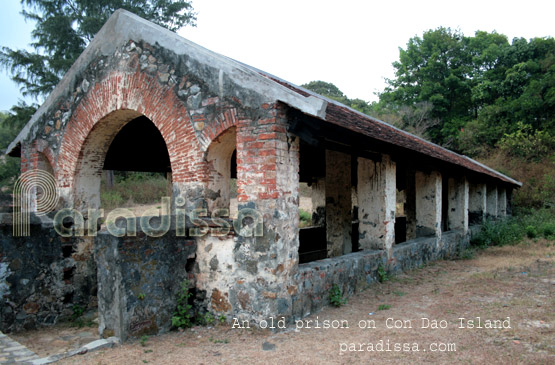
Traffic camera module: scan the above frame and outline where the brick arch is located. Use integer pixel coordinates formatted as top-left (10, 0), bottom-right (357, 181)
top-left (195, 108), bottom-right (239, 152)
top-left (56, 71), bottom-right (205, 209)
top-left (31, 139), bottom-right (56, 175)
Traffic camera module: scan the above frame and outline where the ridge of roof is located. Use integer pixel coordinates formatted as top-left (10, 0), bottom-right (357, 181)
top-left (5, 9), bottom-right (521, 187)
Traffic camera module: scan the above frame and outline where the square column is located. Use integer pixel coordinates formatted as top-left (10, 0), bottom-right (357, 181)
top-left (447, 176), bottom-right (469, 233)
top-left (486, 185), bottom-right (498, 219)
top-left (325, 150), bottom-right (352, 257)
top-left (469, 183), bottom-right (487, 224)
top-left (357, 155), bottom-right (396, 254)
top-left (497, 187), bottom-right (507, 218)
top-left (405, 170), bottom-right (417, 240)
top-left (415, 170), bottom-right (442, 237)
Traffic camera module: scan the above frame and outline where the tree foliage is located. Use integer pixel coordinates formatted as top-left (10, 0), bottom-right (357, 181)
top-left (301, 80), bottom-right (372, 115)
top-left (0, 0), bottom-right (196, 98)
top-left (0, 103), bottom-right (36, 189)
top-left (378, 28), bottom-right (555, 152)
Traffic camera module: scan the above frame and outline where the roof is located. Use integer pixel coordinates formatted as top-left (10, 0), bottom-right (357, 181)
top-left (6, 9), bottom-right (521, 188)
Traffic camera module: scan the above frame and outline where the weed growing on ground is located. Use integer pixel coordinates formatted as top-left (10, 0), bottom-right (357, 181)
top-left (172, 280), bottom-right (193, 329)
top-left (329, 284), bottom-right (346, 307)
top-left (377, 264), bottom-right (389, 282)
top-left (140, 335), bottom-right (149, 347)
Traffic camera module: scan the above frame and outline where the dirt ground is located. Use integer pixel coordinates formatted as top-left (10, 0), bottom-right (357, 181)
top-left (15, 239), bottom-right (554, 364)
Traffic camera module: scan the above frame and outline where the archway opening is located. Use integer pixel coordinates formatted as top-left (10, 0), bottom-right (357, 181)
top-left (101, 115), bottom-right (172, 215)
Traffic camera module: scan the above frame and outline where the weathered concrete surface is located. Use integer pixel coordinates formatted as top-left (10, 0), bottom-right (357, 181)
top-left (357, 155), bottom-right (396, 256)
top-left (498, 187), bottom-right (507, 218)
top-left (447, 176), bottom-right (469, 232)
top-left (415, 170), bottom-right (442, 237)
top-left (486, 185), bottom-right (498, 219)
top-left (469, 183), bottom-right (487, 224)
top-left (325, 150), bottom-right (352, 257)
top-left (95, 224), bottom-right (196, 341)
top-left (404, 169), bottom-right (417, 240)
top-left (0, 215), bottom-right (97, 333)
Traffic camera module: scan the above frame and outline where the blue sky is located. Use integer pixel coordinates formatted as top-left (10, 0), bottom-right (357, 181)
top-left (0, 0), bottom-right (36, 112)
top-left (1, 0), bottom-right (554, 113)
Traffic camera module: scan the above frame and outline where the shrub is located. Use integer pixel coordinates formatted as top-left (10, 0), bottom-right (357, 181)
top-left (171, 280), bottom-right (193, 329)
top-left (471, 208), bottom-right (555, 247)
top-left (329, 284), bottom-right (346, 307)
top-left (377, 264), bottom-right (389, 282)
top-left (299, 209), bottom-right (312, 228)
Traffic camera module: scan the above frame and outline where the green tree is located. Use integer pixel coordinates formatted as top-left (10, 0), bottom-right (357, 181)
top-left (302, 80), bottom-right (349, 104)
top-left (1, 0), bottom-right (197, 98)
top-left (302, 80), bottom-right (372, 115)
top-left (0, 104), bottom-right (35, 188)
top-left (380, 28), bottom-right (555, 153)
top-left (380, 27), bottom-right (473, 145)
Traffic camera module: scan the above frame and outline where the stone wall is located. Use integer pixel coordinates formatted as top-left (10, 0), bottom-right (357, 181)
top-left (0, 214), bottom-right (97, 333)
top-left (95, 224), bottom-right (197, 341)
top-left (292, 229), bottom-right (471, 319)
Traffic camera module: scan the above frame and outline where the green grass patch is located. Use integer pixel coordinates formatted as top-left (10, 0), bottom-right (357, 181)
top-left (299, 208), bottom-right (312, 228)
top-left (101, 172), bottom-right (168, 210)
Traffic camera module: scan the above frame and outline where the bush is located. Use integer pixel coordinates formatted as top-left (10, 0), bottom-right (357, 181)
top-left (471, 208), bottom-right (555, 247)
top-left (171, 280), bottom-right (193, 329)
top-left (329, 284), bottom-right (346, 307)
top-left (299, 209), bottom-right (312, 228)
top-left (497, 122), bottom-right (555, 161)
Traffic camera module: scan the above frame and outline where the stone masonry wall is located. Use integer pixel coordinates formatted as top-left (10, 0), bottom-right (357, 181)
top-left (95, 225), bottom-right (196, 341)
top-left (293, 229), bottom-right (471, 319)
top-left (0, 215), bottom-right (97, 333)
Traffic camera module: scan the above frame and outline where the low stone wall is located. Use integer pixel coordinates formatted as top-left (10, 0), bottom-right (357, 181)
top-left (292, 230), bottom-right (471, 319)
top-left (0, 214), bottom-right (97, 333)
top-left (292, 250), bottom-right (386, 319)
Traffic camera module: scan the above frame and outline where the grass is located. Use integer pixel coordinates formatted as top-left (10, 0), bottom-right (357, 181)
top-left (299, 208), bottom-right (312, 228)
top-left (101, 172), bottom-right (168, 210)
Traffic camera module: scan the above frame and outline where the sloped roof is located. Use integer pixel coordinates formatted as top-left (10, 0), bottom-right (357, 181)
top-left (6, 9), bottom-right (521, 187)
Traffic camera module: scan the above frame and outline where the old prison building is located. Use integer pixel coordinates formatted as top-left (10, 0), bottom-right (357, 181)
top-left (1, 10), bottom-right (520, 340)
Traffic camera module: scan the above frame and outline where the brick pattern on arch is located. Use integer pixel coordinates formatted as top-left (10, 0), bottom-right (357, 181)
top-left (57, 71), bottom-right (203, 190)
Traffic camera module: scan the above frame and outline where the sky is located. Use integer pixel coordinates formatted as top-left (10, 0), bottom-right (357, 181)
top-left (1, 0), bottom-right (554, 112)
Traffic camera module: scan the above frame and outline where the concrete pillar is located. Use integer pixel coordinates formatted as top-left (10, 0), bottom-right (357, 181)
top-left (468, 183), bottom-right (487, 224)
top-left (447, 176), bottom-right (469, 233)
top-left (357, 155), bottom-right (396, 254)
top-left (415, 170), bottom-right (442, 237)
top-left (325, 150), bottom-right (352, 257)
top-left (486, 185), bottom-right (498, 219)
top-left (405, 170), bottom-right (417, 240)
top-left (311, 177), bottom-right (326, 226)
top-left (497, 187), bottom-right (507, 218)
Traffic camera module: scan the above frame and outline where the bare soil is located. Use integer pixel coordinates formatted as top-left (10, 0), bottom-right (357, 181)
top-left (16, 239), bottom-right (554, 364)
